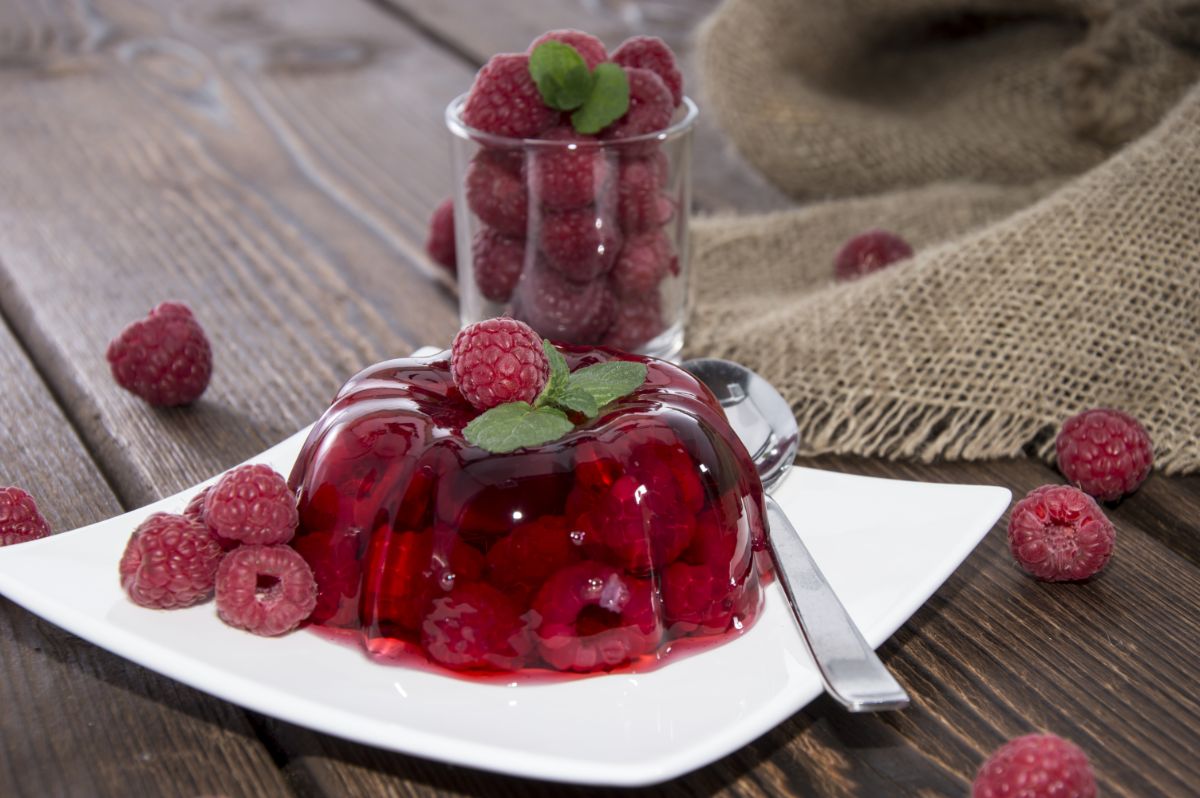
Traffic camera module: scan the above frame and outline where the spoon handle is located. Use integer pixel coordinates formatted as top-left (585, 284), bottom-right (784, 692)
top-left (764, 495), bottom-right (911, 712)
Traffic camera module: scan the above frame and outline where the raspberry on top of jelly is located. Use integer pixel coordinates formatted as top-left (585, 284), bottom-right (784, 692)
top-left (288, 346), bottom-right (767, 676)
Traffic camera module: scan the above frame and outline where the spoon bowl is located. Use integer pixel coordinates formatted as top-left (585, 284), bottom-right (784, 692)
top-left (683, 357), bottom-right (910, 713)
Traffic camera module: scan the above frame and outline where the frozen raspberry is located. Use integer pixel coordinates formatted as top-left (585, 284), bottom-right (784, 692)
top-left (461, 53), bottom-right (558, 139)
top-left (973, 733), bottom-right (1097, 798)
top-left (451, 317), bottom-right (550, 410)
top-left (361, 525), bottom-right (486, 632)
top-left (486, 515), bottom-right (579, 606)
top-left (833, 229), bottom-right (913, 281)
top-left (528, 29), bottom-right (608, 70)
top-left (603, 296), bottom-right (665, 352)
top-left (1007, 485), bottom-right (1115, 582)
top-left (612, 36), bottom-right (683, 107)
top-left (617, 151), bottom-right (673, 233)
top-left (204, 464), bottom-right (299, 546)
top-left (119, 513), bottom-right (223, 609)
top-left (422, 582), bottom-right (532, 671)
top-left (0, 486), bottom-right (50, 546)
top-left (512, 262), bottom-right (616, 344)
top-left (1056, 408), bottom-right (1153, 501)
top-left (528, 127), bottom-right (611, 210)
top-left (532, 561), bottom-right (662, 672)
top-left (472, 227), bottom-right (526, 303)
top-left (106, 301), bottom-right (212, 407)
top-left (465, 149), bottom-right (528, 238)
top-left (610, 230), bottom-right (672, 299)
top-left (182, 486), bottom-right (210, 525)
top-left (601, 67), bottom-right (673, 146)
top-left (425, 198), bottom-right (457, 275)
top-left (538, 206), bottom-right (623, 282)
top-left (215, 545), bottom-right (317, 636)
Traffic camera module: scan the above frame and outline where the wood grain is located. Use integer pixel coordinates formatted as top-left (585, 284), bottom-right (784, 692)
top-left (0, 315), bottom-right (292, 797)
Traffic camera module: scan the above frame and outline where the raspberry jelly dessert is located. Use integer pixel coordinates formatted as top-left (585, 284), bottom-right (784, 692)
top-left (288, 346), bottom-right (768, 675)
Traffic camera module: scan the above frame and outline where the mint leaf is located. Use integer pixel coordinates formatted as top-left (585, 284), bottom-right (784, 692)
top-left (556, 384), bottom-right (599, 418)
top-left (464, 402), bottom-right (575, 454)
top-left (529, 41), bottom-right (594, 111)
top-left (566, 361), bottom-right (648, 409)
top-left (571, 62), bottom-right (629, 134)
top-left (536, 340), bottom-right (569, 407)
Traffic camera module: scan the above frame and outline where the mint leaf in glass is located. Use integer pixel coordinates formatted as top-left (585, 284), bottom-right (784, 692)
top-left (566, 361), bottom-right (648, 409)
top-left (529, 41), bottom-right (594, 112)
top-left (571, 62), bottom-right (630, 134)
top-left (464, 402), bottom-right (575, 454)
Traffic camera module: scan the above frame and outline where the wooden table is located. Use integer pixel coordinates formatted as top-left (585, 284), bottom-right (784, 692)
top-left (1, 1), bottom-right (1197, 795)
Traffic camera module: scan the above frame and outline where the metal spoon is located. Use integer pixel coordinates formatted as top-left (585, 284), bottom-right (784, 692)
top-left (683, 358), bottom-right (910, 712)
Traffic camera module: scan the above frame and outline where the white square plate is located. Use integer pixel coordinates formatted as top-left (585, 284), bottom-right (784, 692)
top-left (0, 427), bottom-right (1008, 786)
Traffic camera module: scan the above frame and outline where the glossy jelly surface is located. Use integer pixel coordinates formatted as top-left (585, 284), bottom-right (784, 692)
top-left (288, 346), bottom-right (767, 676)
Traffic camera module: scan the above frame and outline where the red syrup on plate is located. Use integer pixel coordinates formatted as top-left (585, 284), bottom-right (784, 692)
top-left (288, 346), bottom-right (769, 680)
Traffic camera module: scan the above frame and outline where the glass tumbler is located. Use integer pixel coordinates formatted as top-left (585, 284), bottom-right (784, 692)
top-left (446, 95), bottom-right (697, 361)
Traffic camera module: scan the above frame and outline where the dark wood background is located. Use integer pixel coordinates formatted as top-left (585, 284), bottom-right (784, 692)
top-left (0, 0), bottom-right (1197, 795)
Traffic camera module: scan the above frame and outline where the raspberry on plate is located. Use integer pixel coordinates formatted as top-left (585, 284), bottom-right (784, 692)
top-left (833, 229), bottom-right (914, 281)
top-left (425, 197), bottom-right (457, 275)
top-left (215, 544), bottom-right (318, 636)
top-left (532, 561), bottom-right (662, 672)
top-left (106, 301), bottom-right (212, 407)
top-left (421, 582), bottom-right (532, 671)
top-left (119, 512), bottom-right (223, 609)
top-left (512, 261), bottom-right (616, 345)
top-left (538, 205), bottom-right (623, 282)
top-left (601, 67), bottom-right (674, 147)
top-left (528, 29), bottom-right (608, 70)
top-left (461, 53), bottom-right (558, 139)
top-left (451, 318), bottom-right (550, 410)
top-left (1007, 484), bottom-right (1115, 582)
top-left (528, 126), bottom-right (611, 210)
top-left (182, 486), bottom-right (210, 525)
top-left (0, 486), bottom-right (51, 546)
top-left (1056, 408), bottom-right (1153, 501)
top-left (612, 36), bottom-right (684, 107)
top-left (973, 733), bottom-right (1097, 798)
top-left (466, 149), bottom-right (528, 238)
top-left (472, 227), bottom-right (526, 303)
top-left (205, 463), bottom-right (299, 546)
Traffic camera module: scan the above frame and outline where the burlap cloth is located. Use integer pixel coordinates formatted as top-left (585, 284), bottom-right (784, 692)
top-left (687, 0), bottom-right (1200, 473)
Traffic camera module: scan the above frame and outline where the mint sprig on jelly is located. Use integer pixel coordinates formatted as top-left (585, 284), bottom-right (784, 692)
top-left (464, 340), bottom-right (647, 454)
top-left (528, 42), bottom-right (630, 135)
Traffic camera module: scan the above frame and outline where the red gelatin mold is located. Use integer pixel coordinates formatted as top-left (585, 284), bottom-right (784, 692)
top-left (288, 347), bottom-right (767, 676)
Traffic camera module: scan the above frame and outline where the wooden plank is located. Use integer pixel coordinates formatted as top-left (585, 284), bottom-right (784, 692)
top-left (0, 315), bottom-right (292, 796)
top-left (381, 0), bottom-right (794, 214)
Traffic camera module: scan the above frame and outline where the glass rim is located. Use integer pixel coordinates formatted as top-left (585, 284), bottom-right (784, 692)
top-left (445, 93), bottom-right (699, 149)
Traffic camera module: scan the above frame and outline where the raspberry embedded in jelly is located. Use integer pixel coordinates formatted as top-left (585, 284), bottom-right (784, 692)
top-left (288, 347), bottom-right (768, 676)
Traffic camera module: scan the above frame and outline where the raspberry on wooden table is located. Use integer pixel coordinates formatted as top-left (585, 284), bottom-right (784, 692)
top-left (527, 29), bottom-right (608, 70)
top-left (973, 733), bottom-right (1097, 798)
top-left (1007, 484), bottom-right (1115, 581)
top-left (612, 36), bottom-right (684, 107)
top-left (461, 53), bottom-right (558, 139)
top-left (204, 464), bottom-right (299, 546)
top-left (105, 301), bottom-right (212, 407)
top-left (450, 318), bottom-right (550, 410)
top-left (0, 486), bottom-right (50, 546)
top-left (119, 512), bottom-right (223, 609)
top-left (425, 197), bottom-right (457, 275)
top-left (1056, 408), bottom-right (1153, 501)
top-left (833, 229), bottom-right (914, 281)
top-left (215, 545), bottom-right (317, 636)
